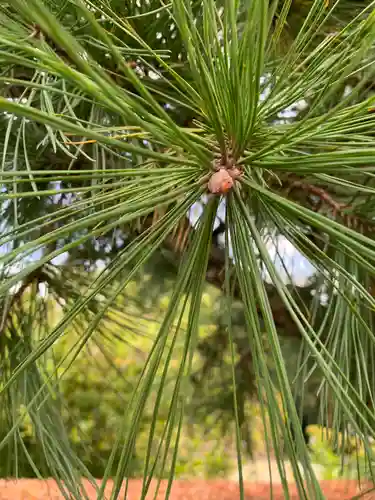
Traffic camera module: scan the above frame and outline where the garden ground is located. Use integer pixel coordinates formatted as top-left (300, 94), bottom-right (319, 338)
top-left (0, 476), bottom-right (372, 499)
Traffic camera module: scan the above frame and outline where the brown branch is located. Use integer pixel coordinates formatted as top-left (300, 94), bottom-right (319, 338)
top-left (287, 178), bottom-right (347, 216)
top-left (285, 176), bottom-right (375, 234)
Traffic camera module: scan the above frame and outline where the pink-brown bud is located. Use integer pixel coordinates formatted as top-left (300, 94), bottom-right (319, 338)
top-left (208, 168), bottom-right (234, 194)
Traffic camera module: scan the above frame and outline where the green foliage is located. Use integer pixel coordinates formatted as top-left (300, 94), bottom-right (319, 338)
top-left (0, 275), bottom-right (235, 479)
top-left (60, 353), bottom-right (143, 478)
top-left (0, 332), bottom-right (233, 479)
top-left (1, 1), bottom-right (375, 498)
top-left (307, 425), bottom-right (375, 480)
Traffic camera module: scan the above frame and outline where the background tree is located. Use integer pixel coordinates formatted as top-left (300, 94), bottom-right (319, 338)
top-left (1, 0), bottom-right (375, 498)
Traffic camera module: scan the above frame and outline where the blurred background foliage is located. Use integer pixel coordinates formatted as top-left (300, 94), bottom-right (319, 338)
top-left (0, 252), bottom-right (370, 480)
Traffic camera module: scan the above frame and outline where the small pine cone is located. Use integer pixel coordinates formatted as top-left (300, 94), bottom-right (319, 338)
top-left (208, 168), bottom-right (234, 194)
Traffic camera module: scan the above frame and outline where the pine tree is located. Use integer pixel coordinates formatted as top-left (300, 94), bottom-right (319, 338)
top-left (1, 1), bottom-right (375, 497)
